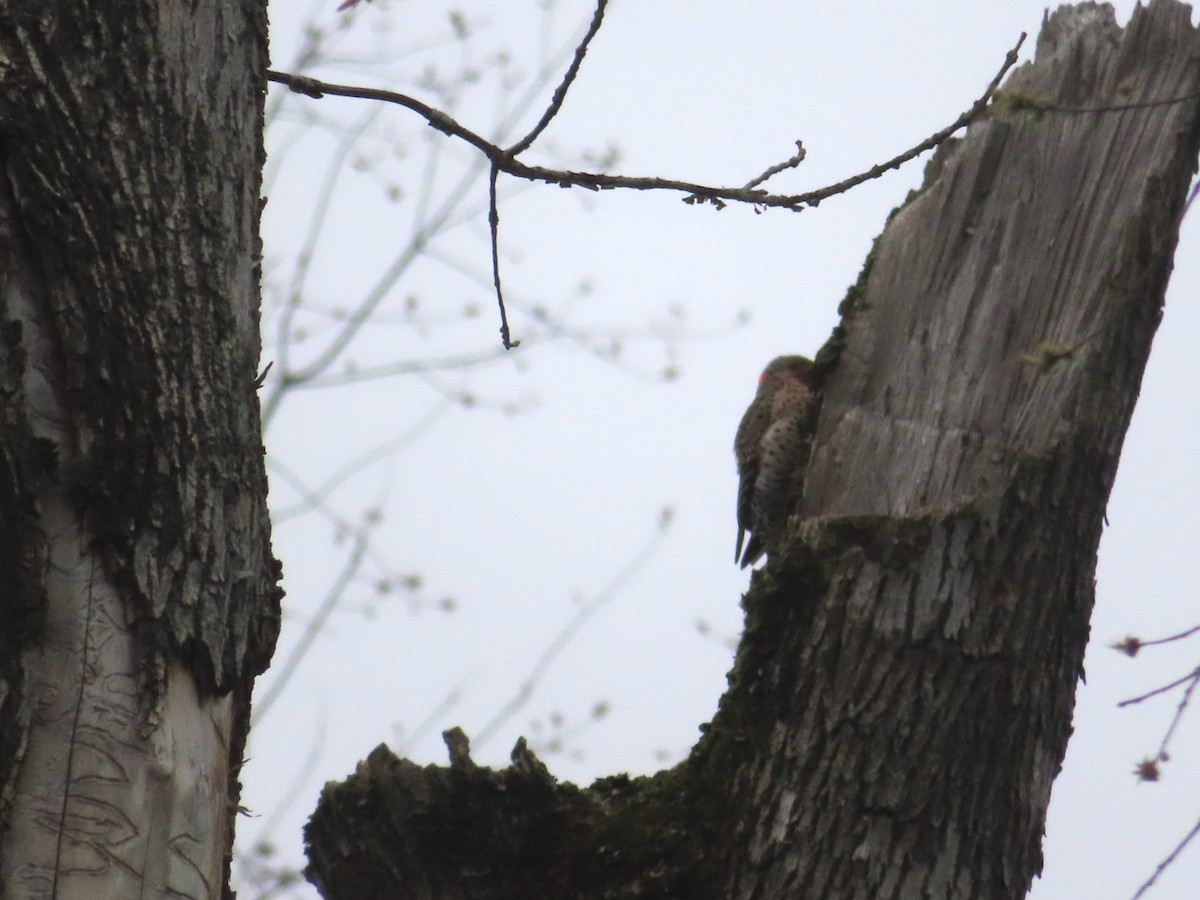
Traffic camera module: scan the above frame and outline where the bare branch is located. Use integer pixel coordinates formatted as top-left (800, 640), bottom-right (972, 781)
top-left (252, 532), bottom-right (370, 726)
top-left (488, 164), bottom-right (519, 349)
top-left (506, 0), bottom-right (609, 157)
top-left (1154, 669), bottom-right (1200, 762)
top-left (1131, 813), bottom-right (1200, 900)
top-left (265, 31), bottom-right (1027, 215)
top-left (786, 32), bottom-right (1027, 207)
top-left (1118, 665), bottom-right (1200, 707)
top-left (270, 349), bottom-right (513, 391)
top-left (1119, 660), bottom-right (1200, 786)
top-left (247, 709), bottom-right (328, 850)
top-left (271, 401), bottom-right (454, 522)
top-left (1112, 623), bottom-right (1200, 656)
top-left (472, 507), bottom-right (673, 749)
top-left (268, 109), bottom-right (382, 423)
top-left (267, 70), bottom-right (501, 158)
top-left (742, 141), bottom-right (807, 191)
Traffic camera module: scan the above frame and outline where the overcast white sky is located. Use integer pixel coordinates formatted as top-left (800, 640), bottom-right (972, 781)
top-left (248, 2), bottom-right (1200, 897)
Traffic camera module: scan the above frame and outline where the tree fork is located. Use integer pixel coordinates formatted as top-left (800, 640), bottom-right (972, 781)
top-left (305, 3), bottom-right (1200, 898)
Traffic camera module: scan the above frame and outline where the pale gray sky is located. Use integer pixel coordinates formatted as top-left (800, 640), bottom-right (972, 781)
top-left (248, 2), bottom-right (1200, 897)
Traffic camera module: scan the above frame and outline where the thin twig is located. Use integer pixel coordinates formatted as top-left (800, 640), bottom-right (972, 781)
top-left (272, 400), bottom-right (453, 522)
top-left (1154, 669), bottom-right (1200, 761)
top-left (1118, 665), bottom-right (1200, 707)
top-left (252, 533), bottom-right (370, 726)
top-left (779, 32), bottom-right (1026, 208)
top-left (1141, 623), bottom-right (1200, 649)
top-left (473, 508), bottom-right (673, 749)
top-left (267, 110), bottom-right (381, 426)
top-left (274, 347), bottom-right (515, 391)
top-left (742, 141), bottom-right (807, 191)
top-left (528, 700), bottom-right (609, 757)
top-left (1184, 178), bottom-right (1200, 219)
top-left (267, 456), bottom-right (362, 535)
top-left (506, 0), bottom-right (608, 156)
top-left (488, 165), bottom-right (518, 349)
top-left (1131, 814), bottom-right (1200, 899)
top-left (249, 705), bottom-right (328, 844)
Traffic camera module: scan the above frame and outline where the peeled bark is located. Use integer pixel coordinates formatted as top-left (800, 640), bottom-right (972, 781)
top-left (0, 2), bottom-right (279, 897)
top-left (305, 3), bottom-right (1200, 898)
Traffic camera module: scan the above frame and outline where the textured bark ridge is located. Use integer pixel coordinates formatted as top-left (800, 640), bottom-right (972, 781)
top-left (0, 2), bottom-right (279, 697)
top-left (0, 2), bottom-right (279, 897)
top-left (305, 3), bottom-right (1200, 898)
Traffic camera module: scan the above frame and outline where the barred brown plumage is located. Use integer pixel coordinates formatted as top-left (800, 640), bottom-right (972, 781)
top-left (734, 356), bottom-right (816, 569)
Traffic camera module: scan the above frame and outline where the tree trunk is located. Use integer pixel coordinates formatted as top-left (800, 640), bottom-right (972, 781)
top-left (305, 2), bottom-right (1200, 898)
top-left (0, 3), bottom-right (279, 898)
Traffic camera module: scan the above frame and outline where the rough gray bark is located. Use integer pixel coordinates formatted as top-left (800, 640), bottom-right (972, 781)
top-left (0, 2), bottom-right (279, 897)
top-left (305, 3), bottom-right (1200, 898)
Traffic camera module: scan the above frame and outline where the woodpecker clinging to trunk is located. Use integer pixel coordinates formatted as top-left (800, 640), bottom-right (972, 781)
top-left (734, 355), bottom-right (816, 568)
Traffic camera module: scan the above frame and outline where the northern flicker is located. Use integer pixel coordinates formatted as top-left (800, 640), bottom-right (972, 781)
top-left (734, 355), bottom-right (816, 568)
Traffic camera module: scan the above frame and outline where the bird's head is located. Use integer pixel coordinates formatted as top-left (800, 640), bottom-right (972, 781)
top-left (758, 355), bottom-right (813, 389)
